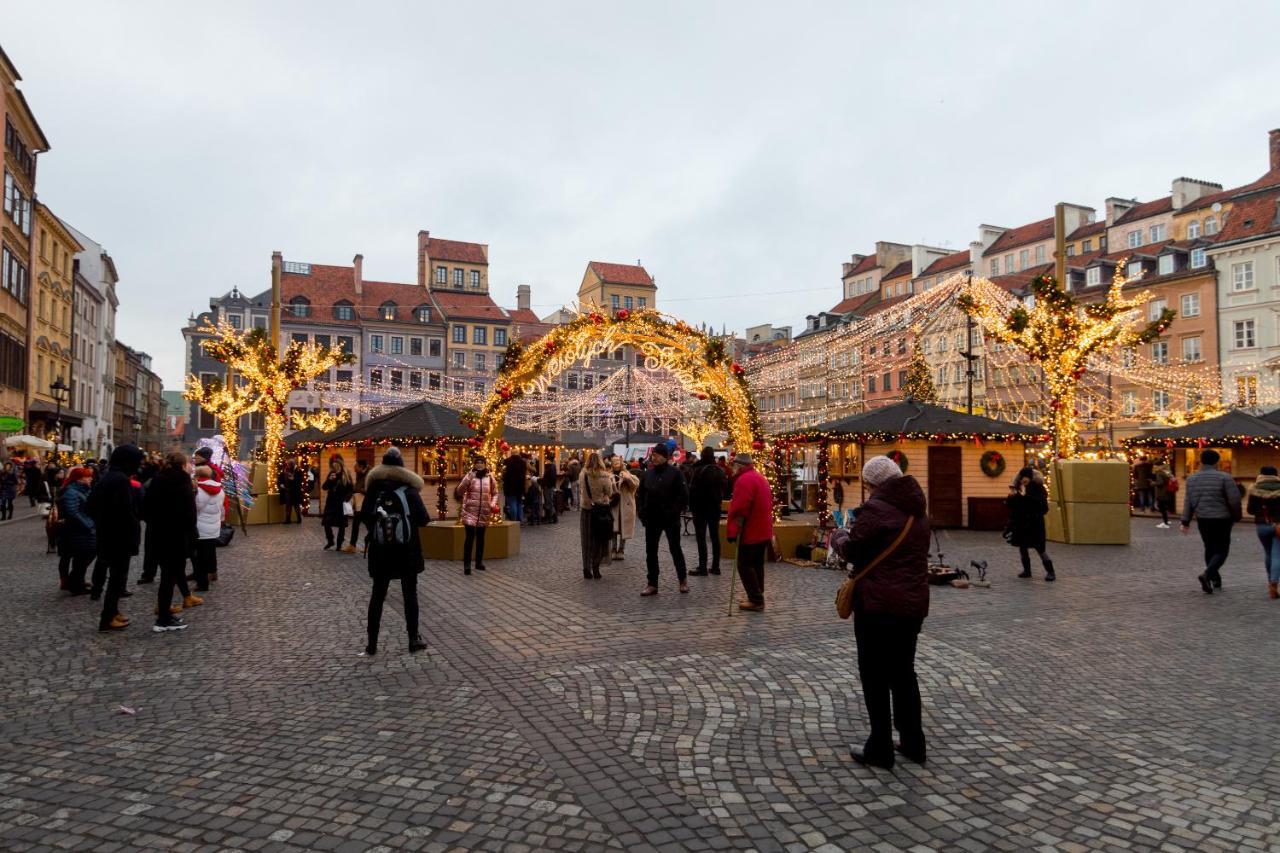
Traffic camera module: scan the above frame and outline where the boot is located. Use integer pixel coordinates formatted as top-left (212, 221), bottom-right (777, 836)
top-left (183, 594), bottom-right (204, 608)
top-left (408, 636), bottom-right (426, 653)
top-left (99, 614), bottom-right (129, 632)
top-left (464, 564), bottom-right (472, 576)
top-left (1044, 560), bottom-right (1056, 582)
top-left (583, 567), bottom-right (593, 579)
top-left (1269, 582), bottom-right (1278, 599)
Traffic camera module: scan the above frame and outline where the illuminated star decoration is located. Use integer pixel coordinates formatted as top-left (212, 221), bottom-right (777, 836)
top-left (187, 322), bottom-right (353, 493)
top-left (958, 263), bottom-right (1174, 458)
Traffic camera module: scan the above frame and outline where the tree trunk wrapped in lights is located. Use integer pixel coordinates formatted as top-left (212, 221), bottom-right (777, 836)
top-left (186, 323), bottom-right (353, 493)
top-left (958, 267), bottom-right (1174, 458)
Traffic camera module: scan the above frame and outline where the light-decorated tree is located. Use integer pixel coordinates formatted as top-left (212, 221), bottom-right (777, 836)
top-left (187, 323), bottom-right (353, 492)
top-left (901, 343), bottom-right (938, 403)
top-left (958, 266), bottom-right (1174, 458)
top-left (183, 373), bottom-right (259, 459)
top-left (291, 408), bottom-right (351, 433)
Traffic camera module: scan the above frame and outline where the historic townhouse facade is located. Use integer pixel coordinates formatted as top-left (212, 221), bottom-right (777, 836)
top-left (28, 203), bottom-right (80, 439)
top-left (64, 222), bottom-right (118, 457)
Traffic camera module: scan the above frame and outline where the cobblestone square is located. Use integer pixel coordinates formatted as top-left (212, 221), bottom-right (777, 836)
top-left (1, 512), bottom-right (1277, 852)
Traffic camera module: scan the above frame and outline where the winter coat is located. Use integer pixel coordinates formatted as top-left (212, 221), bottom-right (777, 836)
top-left (636, 462), bottom-right (688, 527)
top-left (726, 465), bottom-right (774, 546)
top-left (353, 467), bottom-right (368, 495)
top-left (613, 469), bottom-right (639, 540)
top-left (541, 461), bottom-right (559, 489)
top-left (360, 464), bottom-right (429, 579)
top-left (1246, 475), bottom-right (1280, 524)
top-left (455, 470), bottom-right (498, 527)
top-left (1180, 464), bottom-right (1241, 525)
top-left (502, 455), bottom-right (528, 497)
top-left (86, 445), bottom-right (145, 557)
top-left (1133, 461), bottom-right (1154, 489)
top-left (321, 472), bottom-right (354, 523)
top-left (194, 477), bottom-right (225, 540)
top-left (579, 469), bottom-right (617, 510)
top-left (1005, 480), bottom-right (1049, 551)
top-left (22, 462), bottom-right (42, 497)
top-left (0, 468), bottom-right (18, 501)
top-left (56, 480), bottom-right (96, 556)
top-left (278, 468), bottom-right (305, 504)
top-left (1152, 467), bottom-right (1175, 509)
top-left (839, 474), bottom-right (931, 620)
top-left (688, 460), bottom-right (728, 517)
top-left (142, 465), bottom-right (197, 561)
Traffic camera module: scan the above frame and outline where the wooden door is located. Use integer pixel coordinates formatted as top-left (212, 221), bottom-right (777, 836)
top-left (927, 445), bottom-right (962, 528)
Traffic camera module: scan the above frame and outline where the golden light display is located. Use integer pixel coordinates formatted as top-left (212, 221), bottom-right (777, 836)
top-left (290, 408), bottom-right (351, 433)
top-left (186, 323), bottom-right (353, 493)
top-left (676, 417), bottom-right (717, 450)
top-left (472, 306), bottom-right (768, 499)
top-left (183, 372), bottom-right (258, 458)
top-left (958, 264), bottom-right (1174, 458)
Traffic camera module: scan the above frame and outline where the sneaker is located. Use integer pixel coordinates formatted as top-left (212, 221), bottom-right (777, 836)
top-left (1155, 522), bottom-right (1170, 529)
top-left (323, 543), bottom-right (334, 551)
top-left (152, 618), bottom-right (188, 633)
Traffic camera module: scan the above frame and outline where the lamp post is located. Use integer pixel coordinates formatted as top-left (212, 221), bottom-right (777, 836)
top-left (49, 376), bottom-right (69, 442)
top-left (133, 420), bottom-right (142, 448)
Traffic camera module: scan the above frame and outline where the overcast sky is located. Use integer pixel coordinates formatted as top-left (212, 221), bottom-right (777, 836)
top-left (7, 2), bottom-right (1280, 387)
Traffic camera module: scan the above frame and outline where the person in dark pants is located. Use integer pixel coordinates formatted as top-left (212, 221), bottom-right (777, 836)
top-left (455, 456), bottom-right (497, 575)
top-left (1005, 466), bottom-right (1055, 581)
top-left (192, 465), bottom-right (224, 592)
top-left (838, 455), bottom-right (931, 770)
top-left (144, 452), bottom-right (199, 632)
top-left (1180, 449), bottom-right (1242, 594)
top-left (360, 447), bottom-right (429, 655)
top-left (501, 450), bottom-right (527, 523)
top-left (725, 453), bottom-right (773, 610)
top-left (540, 458), bottom-right (559, 524)
top-left (0, 460), bottom-right (18, 519)
top-left (86, 444), bottom-right (145, 632)
top-left (637, 444), bottom-right (689, 596)
top-left (55, 467), bottom-right (96, 594)
top-left (688, 447), bottom-right (728, 576)
top-left (348, 459), bottom-right (370, 550)
top-left (321, 455), bottom-right (355, 550)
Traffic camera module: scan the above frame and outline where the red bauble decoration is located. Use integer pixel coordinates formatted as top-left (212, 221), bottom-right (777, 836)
top-left (730, 362), bottom-right (744, 375)
top-left (589, 312), bottom-right (604, 324)
top-left (544, 340), bottom-right (557, 353)
top-left (499, 440), bottom-right (511, 452)
top-left (751, 440), bottom-right (763, 450)
top-left (616, 309), bottom-right (630, 320)
top-left (695, 393), bottom-right (707, 400)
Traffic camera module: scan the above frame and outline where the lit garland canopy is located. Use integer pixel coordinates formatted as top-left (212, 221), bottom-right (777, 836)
top-left (958, 266), bottom-right (1174, 458)
top-left (1123, 409), bottom-right (1280, 449)
top-left (777, 399), bottom-right (1052, 445)
top-left (473, 307), bottom-right (766, 468)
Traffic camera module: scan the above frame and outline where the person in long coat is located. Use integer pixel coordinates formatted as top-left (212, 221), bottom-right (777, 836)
top-left (55, 467), bottom-right (96, 594)
top-left (1006, 466), bottom-right (1054, 581)
top-left (321, 455), bottom-right (355, 550)
top-left (578, 452), bottom-right (617, 579)
top-left (86, 445), bottom-right (144, 632)
top-left (0, 460), bottom-right (18, 520)
top-left (144, 452), bottom-right (200, 632)
top-left (359, 447), bottom-right (429, 655)
top-left (455, 455), bottom-right (497, 576)
top-left (610, 456), bottom-right (638, 560)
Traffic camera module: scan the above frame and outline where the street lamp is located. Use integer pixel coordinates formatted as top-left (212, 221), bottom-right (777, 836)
top-left (133, 420), bottom-right (142, 447)
top-left (49, 376), bottom-right (69, 441)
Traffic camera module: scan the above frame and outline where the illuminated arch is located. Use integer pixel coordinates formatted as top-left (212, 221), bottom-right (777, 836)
top-left (471, 307), bottom-right (767, 471)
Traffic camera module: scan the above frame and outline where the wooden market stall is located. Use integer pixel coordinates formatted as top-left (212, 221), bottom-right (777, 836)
top-left (778, 400), bottom-right (1052, 529)
top-left (1124, 409), bottom-right (1280, 517)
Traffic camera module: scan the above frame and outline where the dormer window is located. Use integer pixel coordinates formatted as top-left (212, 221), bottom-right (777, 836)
top-left (380, 301), bottom-right (397, 321)
top-left (288, 296), bottom-right (311, 318)
top-left (333, 300), bottom-right (355, 321)
top-left (1127, 261), bottom-right (1143, 279)
top-left (1158, 254), bottom-right (1175, 276)
top-left (1086, 267), bottom-right (1101, 287)
top-left (414, 305), bottom-right (431, 323)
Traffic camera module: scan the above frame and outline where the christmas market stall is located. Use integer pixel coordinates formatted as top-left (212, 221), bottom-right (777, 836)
top-left (314, 400), bottom-right (558, 560)
top-left (777, 400), bottom-right (1051, 529)
top-left (1124, 409), bottom-right (1280, 516)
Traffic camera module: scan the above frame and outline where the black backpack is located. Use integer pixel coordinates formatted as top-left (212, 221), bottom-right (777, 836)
top-left (372, 485), bottom-right (412, 547)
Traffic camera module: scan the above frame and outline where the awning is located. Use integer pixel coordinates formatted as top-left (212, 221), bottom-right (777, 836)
top-left (28, 400), bottom-right (84, 427)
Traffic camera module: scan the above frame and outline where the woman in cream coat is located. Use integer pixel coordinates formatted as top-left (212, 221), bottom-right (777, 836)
top-left (611, 457), bottom-right (639, 560)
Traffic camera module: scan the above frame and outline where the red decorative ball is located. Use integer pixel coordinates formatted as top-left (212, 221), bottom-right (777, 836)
top-left (616, 309), bottom-right (630, 320)
top-left (589, 312), bottom-right (604, 324)
top-left (544, 340), bottom-right (557, 352)
top-left (731, 363), bottom-right (744, 375)
top-left (752, 440), bottom-right (764, 450)
top-left (695, 393), bottom-right (707, 400)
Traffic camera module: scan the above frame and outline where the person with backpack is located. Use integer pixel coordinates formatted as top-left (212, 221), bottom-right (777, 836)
top-left (1246, 465), bottom-right (1280, 600)
top-left (1153, 463), bottom-right (1178, 529)
top-left (578, 452), bottom-right (617, 580)
top-left (688, 447), bottom-right (728, 576)
top-left (454, 454), bottom-right (497, 576)
top-left (360, 447), bottom-right (429, 655)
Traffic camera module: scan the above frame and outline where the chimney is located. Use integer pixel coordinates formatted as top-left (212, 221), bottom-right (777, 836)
top-left (417, 230), bottom-right (430, 290)
top-left (842, 253), bottom-right (867, 278)
top-left (1171, 178), bottom-right (1222, 210)
top-left (1105, 197), bottom-right (1137, 227)
top-left (516, 284), bottom-right (531, 312)
top-left (352, 254), bottom-right (363, 295)
top-left (1270, 128), bottom-right (1280, 173)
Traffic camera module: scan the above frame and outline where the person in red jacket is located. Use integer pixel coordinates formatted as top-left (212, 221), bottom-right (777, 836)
top-left (725, 452), bottom-right (774, 611)
top-left (838, 454), bottom-right (931, 770)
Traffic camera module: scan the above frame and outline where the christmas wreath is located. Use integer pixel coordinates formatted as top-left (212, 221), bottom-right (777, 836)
top-left (886, 450), bottom-right (908, 473)
top-left (980, 449), bottom-right (1006, 478)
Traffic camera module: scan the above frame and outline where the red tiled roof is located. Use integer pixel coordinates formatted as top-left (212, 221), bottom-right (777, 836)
top-left (881, 260), bottom-right (912, 281)
top-left (983, 217), bottom-right (1054, 256)
top-left (588, 261), bottom-right (654, 286)
top-left (426, 237), bottom-right (487, 265)
top-left (280, 264), bottom-right (363, 327)
top-left (1066, 221), bottom-right (1105, 240)
top-left (862, 293), bottom-right (913, 317)
top-left (989, 262), bottom-right (1054, 293)
top-left (1215, 188), bottom-right (1280, 243)
top-left (359, 280), bottom-right (436, 323)
top-left (918, 249), bottom-right (970, 277)
top-left (829, 291), bottom-right (880, 316)
top-left (1064, 249), bottom-right (1106, 269)
top-left (506, 308), bottom-right (541, 326)
top-left (843, 254), bottom-right (879, 277)
top-left (1234, 169), bottom-right (1280, 196)
top-left (1177, 186), bottom-right (1236, 215)
top-left (430, 290), bottom-right (510, 323)
top-left (1112, 196), bottom-right (1173, 226)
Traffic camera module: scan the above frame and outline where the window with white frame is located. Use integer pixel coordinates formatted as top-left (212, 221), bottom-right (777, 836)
top-left (1204, 215), bottom-right (1218, 235)
top-left (1151, 340), bottom-right (1168, 364)
top-left (1187, 219), bottom-right (1201, 239)
top-left (474, 352), bottom-right (486, 372)
top-left (989, 259), bottom-right (999, 276)
top-left (452, 325), bottom-right (466, 343)
top-left (494, 329), bottom-right (507, 347)
top-left (1122, 391), bottom-right (1137, 416)
top-left (1004, 254), bottom-right (1014, 273)
top-left (1127, 230), bottom-right (1142, 248)
top-left (1148, 298), bottom-right (1166, 321)
top-left (435, 266), bottom-right (447, 284)
top-left (410, 337), bottom-right (422, 356)
top-left (1035, 245), bottom-right (1045, 264)
top-left (1018, 249), bottom-right (1029, 270)
top-left (1149, 223), bottom-right (1166, 242)
top-left (1233, 319), bottom-right (1256, 349)
top-left (1237, 374), bottom-right (1258, 406)
top-left (472, 326), bottom-right (487, 346)
top-left (1127, 261), bottom-right (1143, 278)
top-left (452, 351), bottom-right (465, 368)
top-left (1158, 254), bottom-right (1175, 275)
top-left (389, 336), bottom-right (403, 355)
top-left (1182, 336), bottom-right (1202, 362)
top-left (1082, 238), bottom-right (1093, 252)
top-left (1086, 267), bottom-right (1101, 286)
top-left (1233, 261), bottom-right (1254, 291)
top-left (469, 270), bottom-right (480, 289)
top-left (453, 269), bottom-right (464, 288)
top-left (1180, 292), bottom-right (1200, 317)
top-left (1190, 248), bottom-right (1207, 269)
top-left (1152, 389), bottom-right (1170, 411)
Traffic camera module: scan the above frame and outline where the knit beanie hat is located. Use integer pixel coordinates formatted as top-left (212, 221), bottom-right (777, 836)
top-left (382, 447), bottom-right (405, 467)
top-left (863, 455), bottom-right (903, 487)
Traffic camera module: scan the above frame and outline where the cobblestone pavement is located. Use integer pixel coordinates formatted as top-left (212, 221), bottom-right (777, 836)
top-left (1, 511), bottom-right (1278, 852)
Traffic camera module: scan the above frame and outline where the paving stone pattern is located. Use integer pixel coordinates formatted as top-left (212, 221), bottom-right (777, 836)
top-left (0, 511), bottom-right (1278, 851)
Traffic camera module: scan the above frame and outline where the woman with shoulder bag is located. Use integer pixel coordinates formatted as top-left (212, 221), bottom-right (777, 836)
top-left (455, 455), bottom-right (496, 576)
top-left (579, 452), bottom-right (617, 580)
top-left (837, 455), bottom-right (931, 770)
top-left (1246, 465), bottom-right (1280, 599)
top-left (321, 455), bottom-right (355, 551)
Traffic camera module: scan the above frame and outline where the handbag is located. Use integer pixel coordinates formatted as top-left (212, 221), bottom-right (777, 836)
top-left (836, 517), bottom-right (914, 620)
top-left (216, 523), bottom-right (235, 547)
top-left (584, 476), bottom-right (614, 539)
top-left (342, 500), bottom-right (354, 517)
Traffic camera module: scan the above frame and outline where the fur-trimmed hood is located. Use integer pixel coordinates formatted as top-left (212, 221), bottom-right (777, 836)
top-left (365, 464), bottom-right (424, 490)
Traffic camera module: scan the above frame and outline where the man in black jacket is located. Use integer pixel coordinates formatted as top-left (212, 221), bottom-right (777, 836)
top-left (637, 444), bottom-right (689, 596)
top-left (688, 447), bottom-right (727, 576)
top-left (86, 444), bottom-right (144, 632)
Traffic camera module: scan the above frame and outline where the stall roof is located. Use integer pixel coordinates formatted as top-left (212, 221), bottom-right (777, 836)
top-left (556, 431), bottom-right (605, 450)
top-left (318, 400), bottom-right (556, 447)
top-left (780, 400), bottom-right (1051, 442)
top-left (283, 426), bottom-right (327, 450)
top-left (1125, 409), bottom-right (1280, 447)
